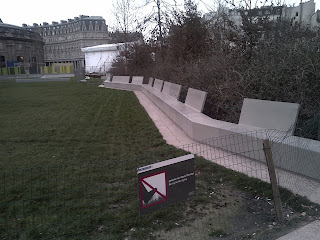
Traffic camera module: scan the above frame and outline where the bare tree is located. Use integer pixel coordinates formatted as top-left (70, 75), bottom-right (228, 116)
top-left (141, 1), bottom-right (182, 45)
top-left (112, 0), bottom-right (138, 42)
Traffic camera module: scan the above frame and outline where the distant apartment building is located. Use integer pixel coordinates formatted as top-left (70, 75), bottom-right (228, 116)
top-left (283, 0), bottom-right (315, 26)
top-left (0, 20), bottom-right (44, 73)
top-left (227, 6), bottom-right (283, 25)
top-left (204, 0), bottom-right (320, 31)
top-left (24, 15), bottom-right (110, 69)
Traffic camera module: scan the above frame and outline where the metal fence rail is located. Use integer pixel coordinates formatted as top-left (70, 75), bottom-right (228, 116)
top-left (178, 129), bottom-right (320, 224)
top-left (179, 130), bottom-right (270, 183)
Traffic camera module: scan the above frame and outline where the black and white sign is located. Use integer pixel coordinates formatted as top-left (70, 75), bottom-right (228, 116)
top-left (137, 154), bottom-right (195, 215)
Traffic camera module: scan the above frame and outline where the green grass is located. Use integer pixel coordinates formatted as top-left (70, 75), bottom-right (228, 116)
top-left (0, 79), bottom-right (165, 168)
top-left (0, 80), bottom-right (318, 239)
top-left (0, 80), bottom-right (192, 239)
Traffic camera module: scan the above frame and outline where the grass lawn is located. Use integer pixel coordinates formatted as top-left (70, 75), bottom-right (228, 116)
top-left (0, 79), bottom-right (318, 239)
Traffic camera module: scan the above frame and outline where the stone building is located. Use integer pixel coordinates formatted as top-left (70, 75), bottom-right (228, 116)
top-left (205, 0), bottom-right (320, 31)
top-left (310, 10), bottom-right (320, 32)
top-left (24, 15), bottom-right (110, 69)
top-left (283, 0), bottom-right (316, 27)
top-left (228, 6), bottom-right (283, 25)
top-left (0, 21), bottom-right (44, 72)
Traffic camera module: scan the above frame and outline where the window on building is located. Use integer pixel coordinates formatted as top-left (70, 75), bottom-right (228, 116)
top-left (32, 57), bottom-right (37, 63)
top-left (296, 12), bottom-right (299, 16)
top-left (17, 56), bottom-right (24, 62)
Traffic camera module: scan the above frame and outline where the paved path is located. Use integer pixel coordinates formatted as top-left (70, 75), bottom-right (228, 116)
top-left (276, 220), bottom-right (320, 240)
top-left (134, 91), bottom-right (194, 146)
top-left (134, 90), bottom-right (320, 240)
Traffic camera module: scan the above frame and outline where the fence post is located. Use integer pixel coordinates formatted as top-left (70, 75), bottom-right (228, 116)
top-left (263, 139), bottom-right (284, 223)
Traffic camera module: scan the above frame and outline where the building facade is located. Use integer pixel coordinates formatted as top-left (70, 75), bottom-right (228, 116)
top-left (24, 15), bottom-right (110, 69)
top-left (283, 0), bottom-right (315, 27)
top-left (205, 0), bottom-right (320, 31)
top-left (0, 21), bottom-right (44, 73)
top-left (310, 10), bottom-right (320, 31)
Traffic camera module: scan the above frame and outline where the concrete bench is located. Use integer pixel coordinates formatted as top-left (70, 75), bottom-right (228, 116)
top-left (101, 73), bottom-right (112, 81)
top-left (162, 82), bottom-right (182, 100)
top-left (141, 85), bottom-right (320, 181)
top-left (148, 77), bottom-right (154, 86)
top-left (185, 88), bottom-right (207, 112)
top-left (101, 76), bottom-right (320, 182)
top-left (131, 76), bottom-right (144, 85)
top-left (141, 77), bottom-right (154, 91)
top-left (112, 76), bottom-right (130, 83)
top-left (153, 79), bottom-right (164, 91)
top-left (141, 83), bottom-right (269, 164)
top-left (141, 83), bottom-right (210, 140)
top-left (239, 98), bottom-right (300, 134)
top-left (104, 75), bottom-right (142, 90)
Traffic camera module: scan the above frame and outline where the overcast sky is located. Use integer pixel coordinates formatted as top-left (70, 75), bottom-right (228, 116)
top-left (1, 0), bottom-right (318, 29)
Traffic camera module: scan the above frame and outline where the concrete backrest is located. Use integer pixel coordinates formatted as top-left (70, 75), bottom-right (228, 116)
top-left (153, 79), bottom-right (164, 91)
top-left (169, 83), bottom-right (182, 100)
top-left (185, 88), bottom-right (207, 112)
top-left (112, 76), bottom-right (130, 83)
top-left (148, 77), bottom-right (154, 86)
top-left (162, 81), bottom-right (172, 95)
top-left (239, 98), bottom-right (300, 134)
top-left (162, 81), bottom-right (182, 100)
top-left (105, 73), bottom-right (112, 82)
top-left (131, 76), bottom-right (143, 85)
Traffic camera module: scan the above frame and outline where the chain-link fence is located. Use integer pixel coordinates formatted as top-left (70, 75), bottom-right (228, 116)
top-left (178, 130), bottom-right (320, 231)
top-left (1, 130), bottom-right (319, 239)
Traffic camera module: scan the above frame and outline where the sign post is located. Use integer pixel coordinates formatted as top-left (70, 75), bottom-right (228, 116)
top-left (137, 154), bottom-right (195, 215)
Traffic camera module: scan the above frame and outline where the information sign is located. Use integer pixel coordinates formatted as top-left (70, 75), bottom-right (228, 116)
top-left (137, 154), bottom-right (195, 215)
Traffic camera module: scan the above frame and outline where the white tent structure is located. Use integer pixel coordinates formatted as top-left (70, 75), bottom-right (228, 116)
top-left (81, 43), bottom-right (127, 74)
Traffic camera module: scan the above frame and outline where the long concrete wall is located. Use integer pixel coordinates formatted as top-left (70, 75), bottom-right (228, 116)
top-left (140, 84), bottom-right (320, 181)
top-left (102, 79), bottom-right (320, 182)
